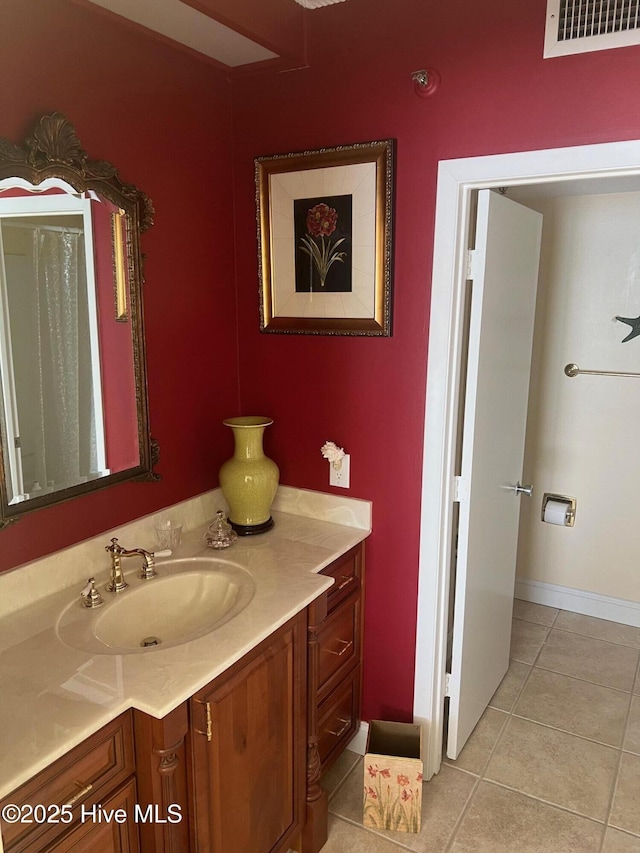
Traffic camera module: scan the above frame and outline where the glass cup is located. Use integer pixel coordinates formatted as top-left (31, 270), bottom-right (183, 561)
top-left (154, 519), bottom-right (183, 550)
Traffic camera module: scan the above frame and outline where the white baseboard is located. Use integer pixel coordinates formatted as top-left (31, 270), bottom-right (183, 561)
top-left (347, 721), bottom-right (369, 755)
top-left (515, 577), bottom-right (640, 628)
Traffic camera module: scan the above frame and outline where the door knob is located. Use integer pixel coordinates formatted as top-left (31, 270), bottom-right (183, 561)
top-left (513, 482), bottom-right (533, 497)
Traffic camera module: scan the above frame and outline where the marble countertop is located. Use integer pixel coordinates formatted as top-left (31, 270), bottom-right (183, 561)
top-left (0, 509), bottom-right (369, 799)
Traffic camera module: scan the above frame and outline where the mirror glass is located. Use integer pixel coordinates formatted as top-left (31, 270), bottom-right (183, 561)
top-left (0, 113), bottom-right (158, 526)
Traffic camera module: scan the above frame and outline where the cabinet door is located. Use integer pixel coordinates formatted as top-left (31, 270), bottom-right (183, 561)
top-left (43, 779), bottom-right (139, 853)
top-left (189, 611), bottom-right (306, 853)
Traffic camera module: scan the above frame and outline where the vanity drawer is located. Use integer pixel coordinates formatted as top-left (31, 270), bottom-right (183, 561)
top-left (317, 595), bottom-right (360, 700)
top-left (318, 666), bottom-right (361, 773)
top-left (44, 778), bottom-right (139, 853)
top-left (321, 546), bottom-right (361, 617)
top-left (1, 711), bottom-right (135, 852)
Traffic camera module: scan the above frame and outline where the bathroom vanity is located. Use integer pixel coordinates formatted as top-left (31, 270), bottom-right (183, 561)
top-left (0, 115), bottom-right (370, 852)
top-left (2, 612), bottom-right (308, 853)
top-left (0, 497), bottom-right (369, 853)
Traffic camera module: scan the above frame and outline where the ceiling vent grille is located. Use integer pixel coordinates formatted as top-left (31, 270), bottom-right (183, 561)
top-left (544, 0), bottom-right (640, 57)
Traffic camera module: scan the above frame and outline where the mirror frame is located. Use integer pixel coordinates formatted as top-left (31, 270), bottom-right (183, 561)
top-left (0, 112), bottom-right (159, 527)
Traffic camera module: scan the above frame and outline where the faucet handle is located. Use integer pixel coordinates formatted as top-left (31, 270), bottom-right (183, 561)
top-left (105, 537), bottom-right (123, 555)
top-left (138, 550), bottom-right (156, 580)
top-left (138, 548), bottom-right (172, 580)
top-left (80, 577), bottom-right (104, 609)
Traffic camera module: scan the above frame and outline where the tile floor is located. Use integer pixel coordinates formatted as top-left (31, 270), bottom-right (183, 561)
top-left (319, 603), bottom-right (640, 852)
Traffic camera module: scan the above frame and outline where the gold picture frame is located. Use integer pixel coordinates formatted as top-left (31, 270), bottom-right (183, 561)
top-left (256, 139), bottom-right (395, 336)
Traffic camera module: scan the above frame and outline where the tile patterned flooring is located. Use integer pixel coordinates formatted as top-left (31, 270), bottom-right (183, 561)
top-left (320, 603), bottom-right (640, 852)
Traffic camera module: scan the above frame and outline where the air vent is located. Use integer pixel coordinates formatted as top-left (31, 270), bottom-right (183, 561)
top-left (544, 0), bottom-right (640, 57)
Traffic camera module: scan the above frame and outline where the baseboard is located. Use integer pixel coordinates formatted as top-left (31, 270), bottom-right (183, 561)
top-left (347, 721), bottom-right (369, 755)
top-left (515, 577), bottom-right (640, 628)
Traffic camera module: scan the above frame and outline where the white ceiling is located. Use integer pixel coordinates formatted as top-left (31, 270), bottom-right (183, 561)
top-left (86, 0), bottom-right (279, 66)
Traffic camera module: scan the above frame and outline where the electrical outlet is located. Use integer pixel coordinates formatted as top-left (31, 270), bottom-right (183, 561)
top-left (329, 454), bottom-right (350, 488)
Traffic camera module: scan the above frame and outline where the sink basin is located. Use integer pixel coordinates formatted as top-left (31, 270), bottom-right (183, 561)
top-left (56, 557), bottom-right (255, 654)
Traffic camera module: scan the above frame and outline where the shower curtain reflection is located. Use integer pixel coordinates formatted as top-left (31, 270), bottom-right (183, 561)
top-left (1, 220), bottom-right (106, 502)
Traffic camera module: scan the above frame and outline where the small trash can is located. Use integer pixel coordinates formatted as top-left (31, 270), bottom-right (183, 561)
top-left (363, 720), bottom-right (423, 833)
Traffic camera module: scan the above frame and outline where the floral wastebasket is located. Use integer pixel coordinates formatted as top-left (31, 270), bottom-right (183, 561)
top-left (363, 721), bottom-right (423, 833)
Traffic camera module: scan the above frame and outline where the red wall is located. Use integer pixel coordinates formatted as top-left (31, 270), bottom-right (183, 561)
top-left (230, 0), bottom-right (640, 721)
top-left (0, 0), bottom-right (239, 570)
top-left (4, 0), bottom-right (640, 724)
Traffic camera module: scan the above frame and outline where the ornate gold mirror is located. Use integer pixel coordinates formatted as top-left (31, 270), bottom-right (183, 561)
top-left (0, 113), bottom-right (158, 527)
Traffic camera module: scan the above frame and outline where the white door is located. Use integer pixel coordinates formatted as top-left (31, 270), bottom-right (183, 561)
top-left (446, 189), bottom-right (542, 759)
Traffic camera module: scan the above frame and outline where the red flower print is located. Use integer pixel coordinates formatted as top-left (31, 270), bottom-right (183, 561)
top-left (380, 768), bottom-right (391, 778)
top-left (367, 765), bottom-right (377, 777)
top-left (417, 773), bottom-right (423, 783)
top-left (397, 774), bottom-right (410, 787)
top-left (401, 789), bottom-right (413, 801)
top-left (299, 201), bottom-right (347, 288)
top-left (366, 786), bottom-right (377, 799)
top-left (306, 203), bottom-right (338, 237)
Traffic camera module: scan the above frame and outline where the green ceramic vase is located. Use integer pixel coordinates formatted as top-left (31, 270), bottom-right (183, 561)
top-left (219, 416), bottom-right (279, 535)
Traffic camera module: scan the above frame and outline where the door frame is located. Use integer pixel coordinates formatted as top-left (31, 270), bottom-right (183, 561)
top-left (412, 138), bottom-right (640, 781)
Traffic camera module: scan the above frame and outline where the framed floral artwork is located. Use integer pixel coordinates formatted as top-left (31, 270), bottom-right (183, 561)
top-left (255, 139), bottom-right (395, 335)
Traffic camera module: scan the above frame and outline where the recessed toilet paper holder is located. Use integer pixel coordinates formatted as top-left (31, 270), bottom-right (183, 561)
top-left (541, 493), bottom-right (576, 527)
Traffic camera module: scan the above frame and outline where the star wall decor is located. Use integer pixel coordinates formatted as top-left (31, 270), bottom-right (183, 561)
top-left (615, 314), bottom-right (640, 342)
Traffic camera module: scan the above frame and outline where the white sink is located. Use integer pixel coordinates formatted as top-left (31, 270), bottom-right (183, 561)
top-left (56, 557), bottom-right (255, 654)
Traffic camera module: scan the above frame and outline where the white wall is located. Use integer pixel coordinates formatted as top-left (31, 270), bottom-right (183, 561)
top-left (516, 190), bottom-right (640, 605)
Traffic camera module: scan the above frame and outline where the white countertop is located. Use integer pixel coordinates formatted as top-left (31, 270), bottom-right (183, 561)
top-left (0, 507), bottom-right (369, 799)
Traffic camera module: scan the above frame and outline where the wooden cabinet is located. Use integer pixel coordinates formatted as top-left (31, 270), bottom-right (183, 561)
top-left (304, 542), bottom-right (365, 853)
top-left (133, 703), bottom-right (190, 853)
top-left (188, 610), bottom-right (307, 853)
top-left (1, 547), bottom-right (365, 853)
top-left (316, 596), bottom-right (360, 701)
top-left (316, 543), bottom-right (364, 770)
top-left (0, 712), bottom-right (138, 853)
top-left (44, 780), bottom-right (139, 853)
top-left (317, 667), bottom-right (361, 770)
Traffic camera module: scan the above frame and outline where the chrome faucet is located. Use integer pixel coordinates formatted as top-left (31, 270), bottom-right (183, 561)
top-left (105, 537), bottom-right (157, 591)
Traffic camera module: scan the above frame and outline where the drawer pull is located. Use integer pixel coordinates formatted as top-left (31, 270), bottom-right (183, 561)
top-left (325, 639), bottom-right (353, 657)
top-left (195, 699), bottom-right (213, 742)
top-left (61, 781), bottom-right (93, 808)
top-left (336, 574), bottom-right (355, 591)
top-left (327, 717), bottom-right (351, 738)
